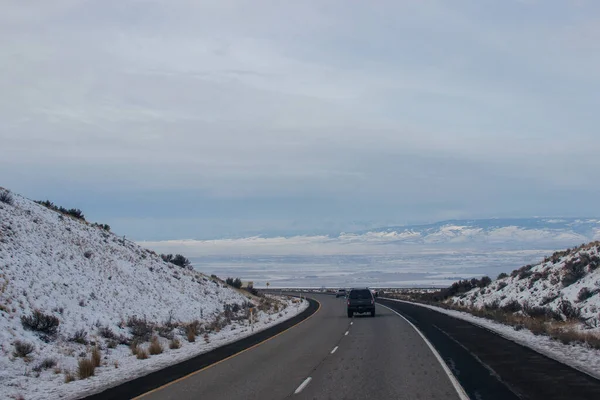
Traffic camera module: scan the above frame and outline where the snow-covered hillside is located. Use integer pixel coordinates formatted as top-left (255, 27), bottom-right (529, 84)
top-left (451, 242), bottom-right (600, 329)
top-left (0, 189), bottom-right (306, 400)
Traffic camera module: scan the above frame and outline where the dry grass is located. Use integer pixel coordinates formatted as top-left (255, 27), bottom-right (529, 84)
top-left (130, 341), bottom-right (139, 356)
top-left (442, 302), bottom-right (600, 349)
top-left (186, 325), bottom-right (196, 342)
top-left (64, 370), bottom-right (76, 383)
top-left (77, 358), bottom-right (95, 380)
top-left (169, 338), bottom-right (181, 349)
top-left (149, 336), bottom-right (163, 355)
top-left (91, 347), bottom-right (101, 367)
top-left (136, 349), bottom-right (149, 360)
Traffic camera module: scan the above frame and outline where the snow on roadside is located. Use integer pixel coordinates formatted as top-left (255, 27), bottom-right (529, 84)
top-left (384, 298), bottom-right (600, 379)
top-left (0, 190), bottom-right (308, 400)
top-left (46, 296), bottom-right (308, 400)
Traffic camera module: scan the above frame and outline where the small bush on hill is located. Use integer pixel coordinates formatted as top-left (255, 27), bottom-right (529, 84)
top-left (497, 272), bottom-right (508, 280)
top-left (98, 325), bottom-right (117, 340)
top-left (478, 276), bottom-right (492, 288)
top-left (501, 300), bottom-right (522, 313)
top-left (577, 287), bottom-right (596, 302)
top-left (160, 254), bottom-right (192, 270)
top-left (13, 340), bottom-right (35, 358)
top-left (169, 338), bottom-right (181, 349)
top-left (558, 299), bottom-right (580, 320)
top-left (562, 259), bottom-right (587, 287)
top-left (226, 277), bottom-right (243, 289)
top-left (91, 223), bottom-right (111, 231)
top-left (21, 310), bottom-right (60, 335)
top-left (70, 329), bottom-right (88, 344)
top-left (33, 358), bottom-right (57, 372)
top-left (35, 200), bottom-right (86, 221)
top-left (127, 316), bottom-right (153, 341)
top-left (0, 190), bottom-right (14, 205)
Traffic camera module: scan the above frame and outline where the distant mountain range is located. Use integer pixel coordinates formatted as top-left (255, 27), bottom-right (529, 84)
top-left (341, 218), bottom-right (600, 247)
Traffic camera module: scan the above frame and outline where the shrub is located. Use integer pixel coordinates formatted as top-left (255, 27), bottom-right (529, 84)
top-left (497, 272), bottom-right (508, 280)
top-left (34, 200), bottom-right (86, 220)
top-left (136, 349), bottom-right (149, 360)
top-left (484, 300), bottom-right (500, 310)
top-left (64, 370), bottom-right (76, 383)
top-left (130, 342), bottom-right (139, 356)
top-left (98, 325), bottom-right (117, 340)
top-left (83, 250), bottom-right (93, 259)
top-left (39, 358), bottom-right (57, 370)
top-left (577, 287), bottom-right (595, 302)
top-left (161, 254), bottom-right (192, 269)
top-left (558, 299), bottom-right (580, 320)
top-left (169, 338), bottom-right (181, 349)
top-left (501, 300), bottom-right (522, 313)
top-left (91, 347), bottom-right (101, 368)
top-left (0, 190), bottom-right (14, 205)
top-left (33, 357), bottom-right (57, 372)
top-left (127, 316), bottom-right (153, 341)
top-left (21, 310), bottom-right (60, 335)
top-left (13, 340), bottom-right (35, 358)
top-left (156, 325), bottom-right (175, 340)
top-left (496, 282), bottom-right (508, 290)
top-left (562, 259), bottom-right (587, 287)
top-left (226, 277), bottom-right (243, 289)
top-left (186, 328), bottom-right (196, 343)
top-left (77, 358), bottom-right (95, 379)
top-left (478, 276), bottom-right (492, 288)
top-left (540, 294), bottom-right (559, 306)
top-left (70, 329), bottom-right (88, 344)
top-left (149, 336), bottom-right (163, 355)
top-left (589, 255), bottom-right (600, 270)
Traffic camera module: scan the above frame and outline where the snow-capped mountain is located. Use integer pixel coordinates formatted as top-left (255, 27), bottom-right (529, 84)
top-left (345, 218), bottom-right (600, 247)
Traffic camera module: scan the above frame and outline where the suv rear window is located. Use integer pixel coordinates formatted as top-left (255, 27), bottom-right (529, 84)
top-left (349, 289), bottom-right (372, 299)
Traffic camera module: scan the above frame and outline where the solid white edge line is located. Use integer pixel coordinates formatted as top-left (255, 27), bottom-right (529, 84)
top-left (378, 303), bottom-right (470, 400)
top-left (294, 377), bottom-right (312, 394)
top-left (384, 297), bottom-right (600, 381)
top-left (344, 331), bottom-right (349, 336)
top-left (331, 346), bottom-right (338, 354)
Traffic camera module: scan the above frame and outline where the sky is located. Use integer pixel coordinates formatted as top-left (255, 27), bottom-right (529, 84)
top-left (1, 0), bottom-right (600, 240)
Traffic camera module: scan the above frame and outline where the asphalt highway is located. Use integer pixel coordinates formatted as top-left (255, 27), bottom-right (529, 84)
top-left (139, 294), bottom-right (462, 400)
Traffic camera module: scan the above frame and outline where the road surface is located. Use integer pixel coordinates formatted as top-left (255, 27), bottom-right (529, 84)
top-left (378, 298), bottom-right (600, 400)
top-left (139, 293), bottom-right (462, 400)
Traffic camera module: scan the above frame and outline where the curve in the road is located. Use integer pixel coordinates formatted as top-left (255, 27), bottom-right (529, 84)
top-left (140, 294), bottom-right (463, 400)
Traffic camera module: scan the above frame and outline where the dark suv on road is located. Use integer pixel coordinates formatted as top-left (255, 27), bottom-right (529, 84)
top-left (346, 288), bottom-right (375, 318)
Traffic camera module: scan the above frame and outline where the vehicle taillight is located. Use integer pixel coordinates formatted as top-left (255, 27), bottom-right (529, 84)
top-left (371, 298), bottom-right (374, 304)
top-left (347, 299), bottom-right (350, 306)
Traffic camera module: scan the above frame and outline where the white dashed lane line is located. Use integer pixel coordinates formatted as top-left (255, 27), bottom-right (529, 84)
top-left (345, 331), bottom-right (349, 336)
top-left (331, 346), bottom-right (338, 354)
top-left (294, 377), bottom-right (312, 394)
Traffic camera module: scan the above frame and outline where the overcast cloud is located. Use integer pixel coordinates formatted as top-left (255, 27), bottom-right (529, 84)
top-left (1, 1), bottom-right (599, 239)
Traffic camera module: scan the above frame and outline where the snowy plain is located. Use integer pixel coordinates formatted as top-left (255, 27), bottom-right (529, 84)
top-left (0, 191), bottom-right (307, 400)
